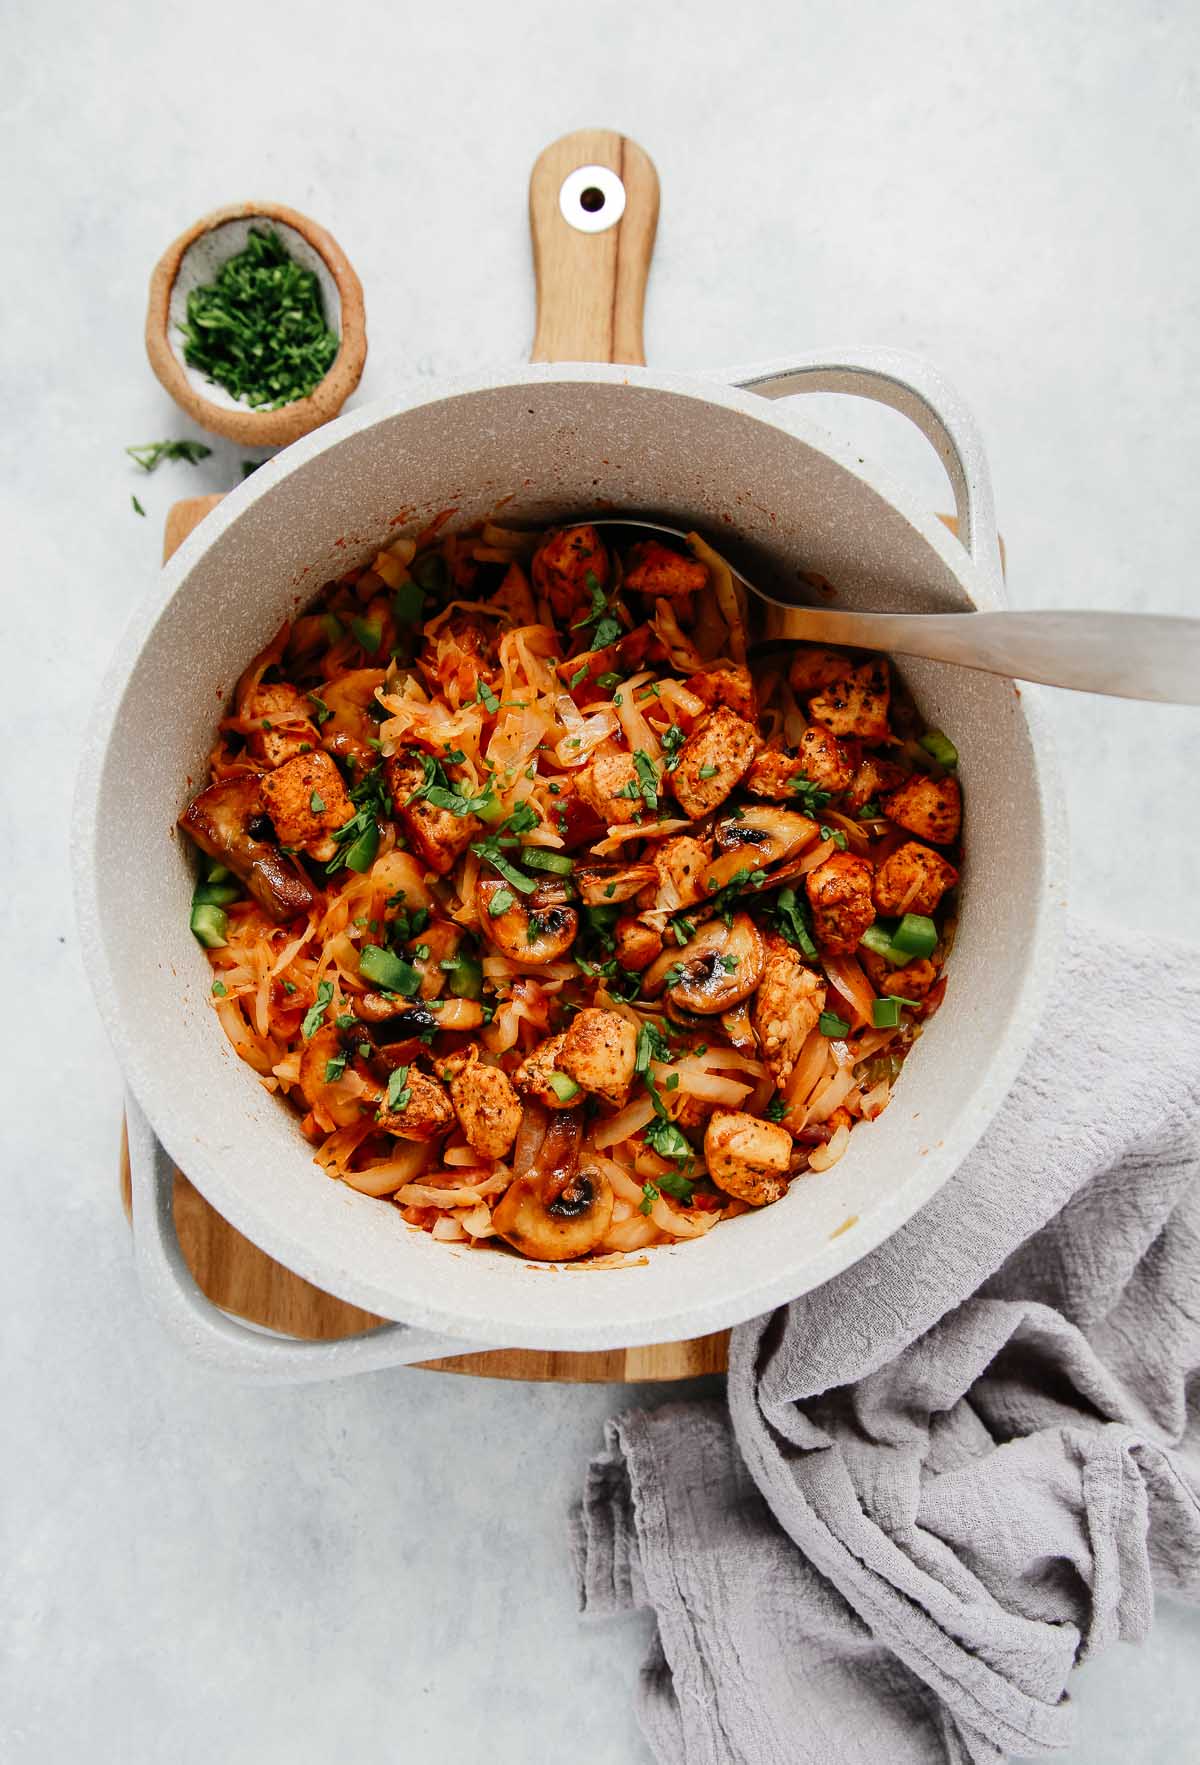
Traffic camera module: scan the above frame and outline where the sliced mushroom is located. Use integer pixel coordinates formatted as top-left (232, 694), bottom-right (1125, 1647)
top-left (491, 1112), bottom-right (614, 1261)
top-left (705, 807), bottom-right (819, 891)
top-left (476, 876), bottom-right (579, 965)
top-left (179, 774), bottom-right (315, 922)
top-left (642, 912), bottom-right (765, 1015)
top-left (572, 860), bottom-right (658, 908)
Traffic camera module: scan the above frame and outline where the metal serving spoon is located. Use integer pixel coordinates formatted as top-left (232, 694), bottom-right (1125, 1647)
top-left (589, 518), bottom-right (1200, 704)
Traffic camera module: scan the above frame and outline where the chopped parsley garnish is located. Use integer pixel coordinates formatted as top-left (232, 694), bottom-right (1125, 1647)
top-left (309, 790), bottom-right (326, 814)
top-left (307, 692), bottom-right (333, 725)
top-left (769, 886), bottom-right (818, 960)
top-left (383, 1065), bottom-right (412, 1114)
top-left (765, 1096), bottom-right (790, 1123)
top-left (568, 661), bottom-right (590, 688)
top-left (488, 887), bottom-right (515, 917)
top-left (125, 439), bottom-right (213, 472)
top-left (660, 724), bottom-right (686, 771)
top-left (631, 749), bottom-right (660, 811)
top-left (671, 917), bottom-right (696, 946)
top-left (789, 775), bottom-right (833, 816)
top-left (857, 799), bottom-right (880, 820)
top-left (475, 679), bottom-right (501, 715)
top-left (211, 979), bottom-right (227, 997)
top-left (644, 1116), bottom-right (692, 1164)
top-left (407, 751), bottom-right (494, 819)
top-left (819, 824), bottom-right (849, 851)
top-left (698, 764), bottom-right (719, 780)
top-left (639, 1182), bottom-right (659, 1216)
top-left (657, 1167), bottom-right (696, 1204)
top-left (335, 1014), bottom-right (357, 1029)
top-left (301, 981), bottom-right (334, 1040)
top-left (325, 764), bottom-right (391, 875)
top-left (131, 494), bottom-right (146, 516)
top-left (570, 569), bottom-right (622, 650)
top-left (324, 1054), bottom-right (348, 1083)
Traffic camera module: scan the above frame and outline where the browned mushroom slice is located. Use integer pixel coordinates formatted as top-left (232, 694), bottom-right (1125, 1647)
top-left (705, 806), bottom-right (820, 891)
top-left (476, 876), bottom-right (579, 965)
top-left (179, 774), bottom-right (315, 922)
top-left (491, 1112), bottom-right (614, 1261)
top-left (572, 860), bottom-right (658, 908)
top-left (642, 912), bottom-right (765, 1015)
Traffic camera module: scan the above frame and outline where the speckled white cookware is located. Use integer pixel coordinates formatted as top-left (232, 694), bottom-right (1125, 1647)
top-left (76, 353), bottom-right (1065, 1378)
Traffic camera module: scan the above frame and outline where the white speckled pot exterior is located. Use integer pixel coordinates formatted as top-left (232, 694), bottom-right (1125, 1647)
top-left (76, 360), bottom-right (1066, 1356)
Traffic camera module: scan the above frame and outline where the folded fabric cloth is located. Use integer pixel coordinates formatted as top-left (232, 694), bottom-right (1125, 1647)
top-left (573, 921), bottom-right (1200, 1763)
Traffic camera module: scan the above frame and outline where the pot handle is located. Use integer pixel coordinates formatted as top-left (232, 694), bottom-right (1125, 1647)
top-left (125, 1095), bottom-right (474, 1383)
top-left (724, 348), bottom-right (1003, 589)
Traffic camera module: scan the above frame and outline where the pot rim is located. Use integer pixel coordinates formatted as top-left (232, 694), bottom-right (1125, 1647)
top-left (74, 361), bottom-right (1067, 1348)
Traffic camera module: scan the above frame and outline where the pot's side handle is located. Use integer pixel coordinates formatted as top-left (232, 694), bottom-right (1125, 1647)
top-left (125, 1096), bottom-right (473, 1383)
top-left (724, 349), bottom-right (1004, 592)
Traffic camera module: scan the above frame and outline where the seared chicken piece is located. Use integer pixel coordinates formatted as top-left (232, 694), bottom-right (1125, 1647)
top-left (531, 525), bottom-right (610, 624)
top-left (861, 950), bottom-right (941, 1000)
top-left (622, 539), bottom-right (708, 599)
top-left (873, 841), bottom-right (959, 917)
top-left (805, 850), bottom-right (876, 954)
top-left (245, 682), bottom-right (321, 769)
top-left (513, 1033), bottom-right (585, 1109)
top-left (882, 773), bottom-right (962, 846)
top-left (575, 746), bottom-right (645, 827)
top-left (490, 561), bottom-right (537, 626)
top-left (807, 659), bottom-right (891, 744)
top-left (180, 773), bottom-right (316, 922)
top-left (704, 1110), bottom-right (792, 1206)
top-left (375, 1068), bottom-right (454, 1140)
top-left (558, 1008), bottom-right (638, 1108)
top-left (419, 614), bottom-right (502, 709)
top-left (684, 663), bottom-right (757, 722)
top-left (260, 751), bottom-right (354, 859)
top-left (440, 1048), bottom-right (522, 1160)
top-left (475, 876), bottom-right (578, 965)
top-left (841, 753), bottom-right (906, 814)
top-left (614, 917), bottom-right (663, 972)
top-left (385, 753), bottom-right (481, 876)
top-left (745, 731), bottom-right (856, 802)
top-left (744, 748), bottom-right (806, 801)
top-left (636, 835), bottom-right (712, 914)
top-left (670, 706), bottom-right (759, 819)
top-left (788, 646), bottom-right (853, 696)
top-left (751, 935), bottom-right (826, 1089)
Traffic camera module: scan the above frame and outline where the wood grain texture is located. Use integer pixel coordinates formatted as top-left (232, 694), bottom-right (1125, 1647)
top-left (118, 487), bottom-right (730, 1383)
top-left (529, 129), bottom-right (658, 364)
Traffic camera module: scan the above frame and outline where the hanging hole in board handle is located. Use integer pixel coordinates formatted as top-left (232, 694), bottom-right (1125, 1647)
top-left (529, 129), bottom-right (659, 364)
top-left (559, 164), bottom-right (627, 233)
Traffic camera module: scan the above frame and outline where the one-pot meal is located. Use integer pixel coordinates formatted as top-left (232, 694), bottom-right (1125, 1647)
top-left (179, 519), bottom-right (962, 1262)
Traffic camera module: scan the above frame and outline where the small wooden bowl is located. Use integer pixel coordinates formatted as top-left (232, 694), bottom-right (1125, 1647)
top-left (145, 201), bottom-right (367, 447)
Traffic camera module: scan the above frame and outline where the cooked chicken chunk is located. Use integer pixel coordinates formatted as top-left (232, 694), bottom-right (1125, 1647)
top-left (614, 917), bottom-right (663, 972)
top-left (704, 1110), bottom-right (792, 1207)
top-left (805, 850), bottom-right (876, 954)
top-left (861, 950), bottom-right (941, 1000)
top-left (575, 745), bottom-right (645, 827)
top-left (636, 835), bottom-right (712, 913)
top-left (622, 540), bottom-right (708, 599)
top-left (260, 750), bottom-right (354, 858)
top-left (375, 1068), bottom-right (454, 1140)
top-left (246, 682), bottom-right (321, 769)
top-left (558, 1008), bottom-right (638, 1107)
top-left (873, 841), bottom-right (959, 916)
top-left (490, 561), bottom-right (537, 626)
top-left (747, 727), bottom-right (854, 799)
top-left (441, 1049), bottom-right (522, 1160)
top-left (419, 614), bottom-right (502, 709)
top-left (751, 935), bottom-right (826, 1088)
top-left (806, 659), bottom-right (891, 744)
top-left (513, 1033), bottom-right (584, 1109)
top-left (531, 525), bottom-right (610, 624)
top-left (841, 753), bottom-right (906, 814)
top-left (385, 753), bottom-right (481, 875)
top-left (670, 706), bottom-right (759, 819)
top-left (684, 664), bottom-right (757, 722)
top-left (882, 773), bottom-right (962, 846)
top-left (788, 646), bottom-right (852, 696)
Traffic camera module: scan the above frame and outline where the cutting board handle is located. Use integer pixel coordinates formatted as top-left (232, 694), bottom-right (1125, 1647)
top-left (529, 128), bottom-right (659, 364)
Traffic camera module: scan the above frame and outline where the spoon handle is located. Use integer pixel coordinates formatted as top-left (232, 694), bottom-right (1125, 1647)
top-left (759, 606), bottom-right (1200, 704)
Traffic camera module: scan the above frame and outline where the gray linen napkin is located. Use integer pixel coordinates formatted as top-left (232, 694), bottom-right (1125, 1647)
top-left (573, 921), bottom-right (1200, 1763)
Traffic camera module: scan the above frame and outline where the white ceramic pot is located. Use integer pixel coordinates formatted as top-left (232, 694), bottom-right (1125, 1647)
top-left (76, 351), bottom-right (1065, 1380)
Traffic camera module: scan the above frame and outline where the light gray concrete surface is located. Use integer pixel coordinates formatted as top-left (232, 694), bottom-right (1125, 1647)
top-left (4, 1), bottom-right (1199, 1759)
